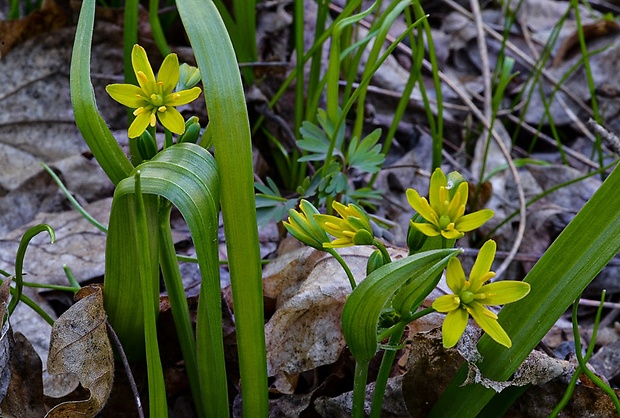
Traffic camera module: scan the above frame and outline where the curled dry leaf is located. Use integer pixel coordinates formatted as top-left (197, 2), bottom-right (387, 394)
top-left (45, 285), bottom-right (113, 418)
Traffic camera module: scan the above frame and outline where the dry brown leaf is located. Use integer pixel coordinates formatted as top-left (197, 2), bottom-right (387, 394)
top-left (0, 331), bottom-right (47, 417)
top-left (264, 246), bottom-right (408, 383)
top-left (45, 285), bottom-right (113, 418)
top-left (0, 0), bottom-right (68, 58)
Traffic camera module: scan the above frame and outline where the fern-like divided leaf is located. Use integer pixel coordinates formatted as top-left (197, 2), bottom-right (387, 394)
top-left (346, 129), bottom-right (385, 174)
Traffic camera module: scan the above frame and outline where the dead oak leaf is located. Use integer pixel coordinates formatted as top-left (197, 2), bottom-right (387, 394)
top-left (45, 285), bottom-right (113, 418)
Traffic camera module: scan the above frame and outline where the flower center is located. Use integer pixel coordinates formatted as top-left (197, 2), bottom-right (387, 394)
top-left (439, 214), bottom-right (452, 230)
top-left (150, 93), bottom-right (165, 107)
top-left (460, 290), bottom-right (475, 304)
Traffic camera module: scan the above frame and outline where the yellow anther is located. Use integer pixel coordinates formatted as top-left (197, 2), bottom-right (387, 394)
top-left (137, 71), bottom-right (148, 83)
top-left (158, 106), bottom-right (166, 112)
top-left (133, 107), bottom-right (145, 116)
top-left (149, 113), bottom-right (157, 127)
top-left (150, 94), bottom-right (157, 101)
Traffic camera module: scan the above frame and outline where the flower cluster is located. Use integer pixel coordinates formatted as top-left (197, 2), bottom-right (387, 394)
top-left (106, 45), bottom-right (201, 139)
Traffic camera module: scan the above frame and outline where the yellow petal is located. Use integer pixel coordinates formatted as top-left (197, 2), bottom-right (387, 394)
top-left (166, 87), bottom-right (202, 106)
top-left (446, 182), bottom-right (469, 219)
top-left (406, 189), bottom-right (439, 224)
top-left (454, 209), bottom-right (494, 232)
top-left (446, 258), bottom-right (466, 293)
top-left (157, 107), bottom-right (185, 134)
top-left (468, 302), bottom-right (511, 348)
top-left (410, 222), bottom-right (440, 237)
top-left (432, 294), bottom-right (460, 312)
top-left (131, 44), bottom-right (156, 93)
top-left (441, 308), bottom-right (468, 348)
top-left (480, 281), bottom-right (530, 305)
top-left (469, 240), bottom-right (496, 291)
top-left (440, 228), bottom-right (463, 240)
top-left (429, 168), bottom-right (447, 213)
top-left (158, 53), bottom-right (180, 94)
top-left (128, 112), bottom-right (151, 138)
top-left (106, 84), bottom-right (149, 108)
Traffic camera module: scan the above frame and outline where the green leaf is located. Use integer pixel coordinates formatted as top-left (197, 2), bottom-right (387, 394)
top-left (346, 129), bottom-right (385, 174)
top-left (430, 162), bottom-right (620, 417)
top-left (176, 0), bottom-right (268, 415)
top-left (105, 144), bottom-right (227, 416)
top-left (255, 178), bottom-right (298, 225)
top-left (71, 0), bottom-right (133, 184)
top-left (342, 248), bottom-right (459, 363)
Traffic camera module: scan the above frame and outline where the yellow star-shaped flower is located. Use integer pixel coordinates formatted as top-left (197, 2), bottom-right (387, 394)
top-left (106, 44), bottom-right (202, 138)
top-left (432, 240), bottom-right (530, 348)
top-left (407, 168), bottom-right (494, 239)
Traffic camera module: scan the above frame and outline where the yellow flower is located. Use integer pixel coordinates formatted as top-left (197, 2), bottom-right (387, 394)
top-left (106, 44), bottom-right (202, 138)
top-left (407, 168), bottom-right (494, 239)
top-left (283, 200), bottom-right (330, 250)
top-left (432, 240), bottom-right (530, 348)
top-left (314, 201), bottom-right (374, 248)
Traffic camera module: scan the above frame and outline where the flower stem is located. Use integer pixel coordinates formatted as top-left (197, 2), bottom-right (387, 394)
top-left (328, 249), bottom-right (356, 290)
top-left (351, 360), bottom-right (370, 418)
top-left (370, 321), bottom-right (406, 418)
top-left (373, 239), bottom-right (392, 264)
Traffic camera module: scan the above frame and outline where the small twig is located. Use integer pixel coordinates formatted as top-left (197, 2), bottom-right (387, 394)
top-left (588, 118), bottom-right (620, 157)
top-left (106, 321), bottom-right (145, 418)
top-left (470, 0), bottom-right (492, 120)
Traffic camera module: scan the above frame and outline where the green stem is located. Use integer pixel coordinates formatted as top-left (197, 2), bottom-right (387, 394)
top-left (327, 249), bottom-right (357, 290)
top-left (157, 201), bottom-right (205, 418)
top-left (373, 239), bottom-right (392, 264)
top-left (133, 171), bottom-right (167, 416)
top-left (370, 322), bottom-right (406, 418)
top-left (351, 360), bottom-right (370, 418)
top-left (149, 0), bottom-right (171, 56)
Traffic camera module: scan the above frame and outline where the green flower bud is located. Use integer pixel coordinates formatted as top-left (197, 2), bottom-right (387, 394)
top-left (366, 249), bottom-right (385, 275)
top-left (353, 229), bottom-right (374, 246)
top-left (136, 129), bottom-right (158, 160)
top-left (407, 213), bottom-right (427, 254)
top-left (178, 117), bottom-right (201, 144)
top-left (177, 63), bottom-right (201, 90)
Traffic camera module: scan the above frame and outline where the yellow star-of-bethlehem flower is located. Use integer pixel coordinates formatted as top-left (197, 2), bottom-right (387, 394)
top-left (283, 200), bottom-right (331, 250)
top-left (314, 201), bottom-right (374, 248)
top-left (407, 168), bottom-right (494, 239)
top-left (432, 240), bottom-right (530, 348)
top-left (106, 44), bottom-right (202, 138)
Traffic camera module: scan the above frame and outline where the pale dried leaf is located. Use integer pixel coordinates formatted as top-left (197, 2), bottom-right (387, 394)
top-left (45, 285), bottom-right (113, 418)
top-left (264, 246), bottom-right (407, 379)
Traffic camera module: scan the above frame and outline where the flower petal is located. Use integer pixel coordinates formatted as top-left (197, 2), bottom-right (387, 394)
top-left (158, 53), bottom-right (180, 94)
top-left (468, 302), bottom-right (511, 348)
top-left (441, 308), bottom-right (469, 348)
top-left (480, 281), bottom-right (530, 305)
top-left (429, 168), bottom-right (447, 213)
top-left (128, 112), bottom-right (151, 138)
top-left (469, 240), bottom-right (496, 291)
top-left (299, 200), bottom-right (329, 242)
top-left (410, 222), bottom-right (440, 237)
top-left (314, 215), bottom-right (349, 238)
top-left (432, 294), bottom-right (460, 312)
top-left (446, 182), bottom-right (468, 219)
top-left (454, 209), bottom-right (494, 232)
top-left (440, 228), bottom-right (463, 240)
top-left (157, 107), bottom-right (185, 134)
top-left (166, 87), bottom-right (202, 106)
top-left (106, 84), bottom-right (149, 108)
top-left (446, 257), bottom-right (466, 293)
top-left (131, 44), bottom-right (156, 92)
top-left (406, 189), bottom-right (439, 225)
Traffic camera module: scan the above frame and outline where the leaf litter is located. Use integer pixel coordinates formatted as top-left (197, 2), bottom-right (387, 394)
top-left (1, 0), bottom-right (620, 415)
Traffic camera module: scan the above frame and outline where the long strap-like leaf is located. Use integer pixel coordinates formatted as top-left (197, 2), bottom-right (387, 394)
top-left (71, 0), bottom-right (133, 184)
top-left (176, 1), bottom-right (268, 415)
